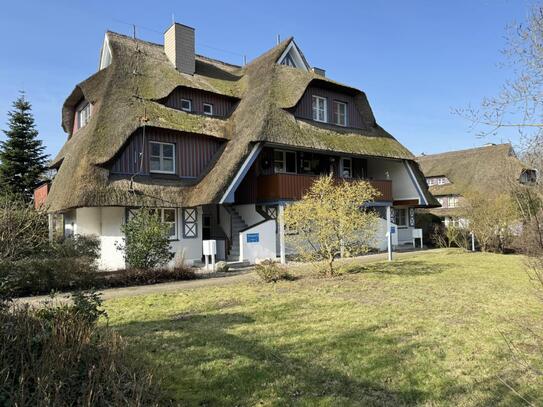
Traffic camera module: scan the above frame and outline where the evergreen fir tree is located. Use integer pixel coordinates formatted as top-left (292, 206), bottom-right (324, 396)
top-left (0, 92), bottom-right (48, 201)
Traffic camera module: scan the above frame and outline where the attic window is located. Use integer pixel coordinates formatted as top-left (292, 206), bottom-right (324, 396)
top-left (181, 99), bottom-right (192, 112)
top-left (333, 101), bottom-right (347, 126)
top-left (276, 41), bottom-right (309, 71)
top-left (312, 96), bottom-right (327, 123)
top-left (203, 103), bottom-right (213, 115)
top-left (76, 102), bottom-right (91, 131)
top-left (426, 176), bottom-right (450, 186)
top-left (281, 53), bottom-right (296, 67)
top-left (150, 141), bottom-right (176, 174)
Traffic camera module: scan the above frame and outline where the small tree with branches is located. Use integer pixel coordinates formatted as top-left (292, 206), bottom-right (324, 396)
top-left (283, 175), bottom-right (379, 276)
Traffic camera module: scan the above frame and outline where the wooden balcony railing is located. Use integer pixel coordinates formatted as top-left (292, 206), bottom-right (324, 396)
top-left (256, 173), bottom-right (392, 202)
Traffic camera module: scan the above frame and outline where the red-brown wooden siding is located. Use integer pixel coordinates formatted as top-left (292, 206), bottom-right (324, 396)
top-left (164, 87), bottom-right (238, 117)
top-left (110, 127), bottom-right (224, 178)
top-left (292, 85), bottom-right (365, 129)
top-left (255, 174), bottom-right (392, 202)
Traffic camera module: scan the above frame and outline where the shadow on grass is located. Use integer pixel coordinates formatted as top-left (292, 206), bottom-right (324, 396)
top-left (116, 311), bottom-right (478, 406)
top-left (342, 260), bottom-right (452, 277)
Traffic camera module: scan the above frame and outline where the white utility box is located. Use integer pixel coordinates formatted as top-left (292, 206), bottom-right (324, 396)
top-left (202, 240), bottom-right (217, 271)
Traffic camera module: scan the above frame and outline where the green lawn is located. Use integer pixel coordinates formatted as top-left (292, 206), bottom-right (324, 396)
top-left (104, 249), bottom-right (543, 406)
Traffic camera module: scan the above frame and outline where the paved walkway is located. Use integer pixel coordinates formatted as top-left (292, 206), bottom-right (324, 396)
top-left (16, 248), bottom-right (433, 305)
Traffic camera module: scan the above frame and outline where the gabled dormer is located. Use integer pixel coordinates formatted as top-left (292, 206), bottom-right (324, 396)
top-left (276, 39), bottom-right (310, 71)
top-left (99, 34), bottom-right (112, 70)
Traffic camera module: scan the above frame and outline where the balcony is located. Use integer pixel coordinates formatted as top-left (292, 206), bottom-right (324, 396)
top-left (256, 173), bottom-right (392, 202)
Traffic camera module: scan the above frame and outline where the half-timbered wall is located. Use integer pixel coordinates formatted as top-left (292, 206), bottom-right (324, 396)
top-left (292, 84), bottom-right (365, 129)
top-left (163, 86), bottom-right (238, 117)
top-left (110, 127), bottom-right (224, 179)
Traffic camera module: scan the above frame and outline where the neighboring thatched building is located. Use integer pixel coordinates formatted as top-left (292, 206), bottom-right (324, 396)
top-left (41, 23), bottom-right (438, 269)
top-left (416, 143), bottom-right (537, 226)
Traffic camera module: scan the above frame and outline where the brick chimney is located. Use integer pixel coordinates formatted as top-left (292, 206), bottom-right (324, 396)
top-left (164, 23), bottom-right (195, 75)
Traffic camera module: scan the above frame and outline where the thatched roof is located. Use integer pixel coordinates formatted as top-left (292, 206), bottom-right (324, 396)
top-left (47, 31), bottom-right (433, 212)
top-left (416, 143), bottom-right (529, 198)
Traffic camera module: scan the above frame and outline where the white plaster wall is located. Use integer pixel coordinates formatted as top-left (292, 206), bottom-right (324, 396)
top-left (240, 220), bottom-right (276, 263)
top-left (99, 207), bottom-right (126, 270)
top-left (235, 204), bottom-right (264, 226)
top-left (169, 206), bottom-right (203, 266)
top-left (367, 159), bottom-right (419, 201)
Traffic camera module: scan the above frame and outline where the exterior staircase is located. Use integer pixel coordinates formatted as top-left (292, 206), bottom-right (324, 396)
top-left (226, 206), bottom-right (248, 262)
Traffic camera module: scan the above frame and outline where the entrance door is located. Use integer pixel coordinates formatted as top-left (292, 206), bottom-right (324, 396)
top-left (202, 214), bottom-right (211, 240)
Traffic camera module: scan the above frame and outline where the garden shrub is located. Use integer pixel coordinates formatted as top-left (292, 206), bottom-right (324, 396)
top-left (118, 209), bottom-right (174, 269)
top-left (0, 193), bottom-right (48, 261)
top-left (104, 266), bottom-right (197, 287)
top-left (255, 260), bottom-right (293, 283)
top-left (0, 291), bottom-right (162, 406)
top-left (0, 235), bottom-right (101, 297)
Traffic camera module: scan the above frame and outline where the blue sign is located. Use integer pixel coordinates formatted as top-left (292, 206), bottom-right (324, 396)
top-left (247, 233), bottom-right (259, 243)
top-left (390, 226), bottom-right (396, 234)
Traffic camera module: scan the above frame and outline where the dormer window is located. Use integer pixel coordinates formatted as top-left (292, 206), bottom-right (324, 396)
top-left (312, 95), bottom-right (327, 123)
top-left (150, 141), bottom-right (176, 174)
top-left (333, 101), bottom-right (347, 126)
top-left (181, 99), bottom-right (192, 112)
top-left (76, 101), bottom-right (91, 131)
top-left (426, 176), bottom-right (450, 186)
top-left (276, 40), bottom-right (309, 71)
top-left (203, 103), bottom-right (213, 115)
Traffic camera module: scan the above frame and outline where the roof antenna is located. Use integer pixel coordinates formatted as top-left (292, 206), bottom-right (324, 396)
top-left (171, 13), bottom-right (175, 24)
top-left (276, 34), bottom-right (281, 45)
top-left (243, 55), bottom-right (247, 66)
top-left (132, 24), bottom-right (136, 39)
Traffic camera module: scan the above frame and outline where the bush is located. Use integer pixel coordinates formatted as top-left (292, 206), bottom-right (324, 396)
top-left (0, 193), bottom-right (48, 261)
top-left (431, 224), bottom-right (470, 249)
top-left (104, 266), bottom-right (197, 288)
top-left (0, 291), bottom-right (162, 406)
top-left (118, 209), bottom-right (174, 269)
top-left (0, 235), bottom-right (101, 297)
top-left (255, 260), bottom-right (293, 283)
top-left (0, 257), bottom-right (98, 297)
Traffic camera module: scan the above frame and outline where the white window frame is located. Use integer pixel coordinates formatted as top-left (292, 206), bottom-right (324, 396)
top-left (127, 207), bottom-right (178, 240)
top-left (340, 157), bottom-right (352, 179)
top-left (448, 196), bottom-right (458, 208)
top-left (273, 150), bottom-right (297, 174)
top-left (181, 99), bottom-right (192, 112)
top-left (203, 103), bottom-right (213, 116)
top-left (312, 95), bottom-right (327, 123)
top-left (77, 102), bottom-right (91, 130)
top-left (333, 100), bottom-right (347, 126)
top-left (149, 141), bottom-right (176, 174)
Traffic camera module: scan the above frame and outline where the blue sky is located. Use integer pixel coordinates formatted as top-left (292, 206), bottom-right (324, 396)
top-left (0, 0), bottom-right (532, 158)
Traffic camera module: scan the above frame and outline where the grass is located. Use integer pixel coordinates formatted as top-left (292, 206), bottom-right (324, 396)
top-left (104, 249), bottom-right (543, 406)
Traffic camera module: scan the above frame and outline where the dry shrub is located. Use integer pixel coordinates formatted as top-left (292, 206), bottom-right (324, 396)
top-left (255, 260), bottom-right (293, 283)
top-left (0, 291), bottom-right (163, 406)
top-left (104, 266), bottom-right (197, 288)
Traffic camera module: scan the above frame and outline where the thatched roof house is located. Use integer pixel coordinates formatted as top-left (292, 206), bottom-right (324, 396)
top-left (43, 23), bottom-right (438, 269)
top-left (416, 143), bottom-right (537, 219)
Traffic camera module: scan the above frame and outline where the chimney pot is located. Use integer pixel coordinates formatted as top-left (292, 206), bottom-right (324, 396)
top-left (164, 23), bottom-right (195, 75)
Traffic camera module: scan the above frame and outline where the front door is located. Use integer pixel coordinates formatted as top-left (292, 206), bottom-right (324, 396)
top-left (202, 214), bottom-right (211, 240)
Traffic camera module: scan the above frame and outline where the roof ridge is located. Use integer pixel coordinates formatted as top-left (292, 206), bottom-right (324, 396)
top-left (417, 143), bottom-right (511, 160)
top-left (106, 30), bottom-right (242, 69)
